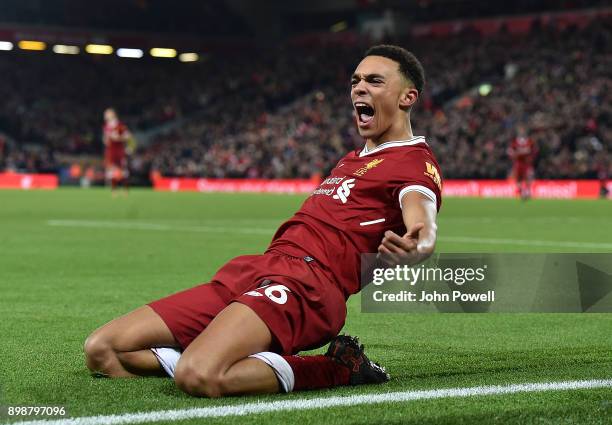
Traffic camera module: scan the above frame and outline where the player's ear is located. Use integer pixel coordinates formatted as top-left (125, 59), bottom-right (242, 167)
top-left (399, 86), bottom-right (418, 111)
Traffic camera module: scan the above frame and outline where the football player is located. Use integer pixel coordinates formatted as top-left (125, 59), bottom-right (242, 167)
top-left (103, 108), bottom-right (132, 195)
top-left (85, 45), bottom-right (442, 397)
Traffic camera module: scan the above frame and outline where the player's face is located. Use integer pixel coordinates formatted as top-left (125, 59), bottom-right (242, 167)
top-left (104, 109), bottom-right (117, 123)
top-left (351, 56), bottom-right (409, 139)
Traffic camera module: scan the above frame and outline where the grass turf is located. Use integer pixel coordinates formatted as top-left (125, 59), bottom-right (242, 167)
top-left (0, 188), bottom-right (611, 424)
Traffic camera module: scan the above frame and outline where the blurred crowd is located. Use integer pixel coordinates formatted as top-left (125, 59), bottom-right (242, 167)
top-left (422, 18), bottom-right (611, 179)
top-left (144, 16), bottom-right (611, 180)
top-left (1, 15), bottom-right (610, 181)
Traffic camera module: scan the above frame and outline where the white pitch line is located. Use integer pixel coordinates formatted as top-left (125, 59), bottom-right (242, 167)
top-left (8, 379), bottom-right (612, 425)
top-left (439, 236), bottom-right (612, 250)
top-left (46, 220), bottom-right (274, 235)
top-left (47, 219), bottom-right (612, 250)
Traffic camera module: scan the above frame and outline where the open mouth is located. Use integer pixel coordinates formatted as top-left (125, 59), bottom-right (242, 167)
top-left (354, 102), bottom-right (375, 125)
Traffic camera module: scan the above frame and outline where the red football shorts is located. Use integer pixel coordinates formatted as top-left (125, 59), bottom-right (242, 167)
top-left (105, 147), bottom-right (126, 167)
top-left (148, 250), bottom-right (347, 355)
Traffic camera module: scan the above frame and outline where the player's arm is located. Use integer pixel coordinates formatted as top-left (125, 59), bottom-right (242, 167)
top-left (378, 191), bottom-right (438, 265)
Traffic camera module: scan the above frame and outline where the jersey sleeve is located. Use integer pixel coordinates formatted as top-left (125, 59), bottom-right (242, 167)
top-left (389, 148), bottom-right (443, 212)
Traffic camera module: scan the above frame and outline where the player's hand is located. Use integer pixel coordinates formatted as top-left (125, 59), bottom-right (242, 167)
top-left (377, 224), bottom-right (420, 265)
top-left (378, 222), bottom-right (435, 266)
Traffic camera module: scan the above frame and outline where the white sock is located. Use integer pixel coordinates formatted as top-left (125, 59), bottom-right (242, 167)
top-left (151, 347), bottom-right (182, 378)
top-left (249, 352), bottom-right (295, 392)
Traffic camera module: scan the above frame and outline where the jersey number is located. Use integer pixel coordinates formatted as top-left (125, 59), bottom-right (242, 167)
top-left (244, 284), bottom-right (291, 304)
top-left (264, 284), bottom-right (291, 305)
top-left (256, 285), bottom-right (291, 304)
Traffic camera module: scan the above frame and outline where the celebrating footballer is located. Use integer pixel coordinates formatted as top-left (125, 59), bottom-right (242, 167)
top-left (84, 45), bottom-right (443, 397)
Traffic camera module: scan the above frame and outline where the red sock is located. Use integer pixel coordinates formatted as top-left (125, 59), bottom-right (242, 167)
top-left (283, 355), bottom-right (351, 391)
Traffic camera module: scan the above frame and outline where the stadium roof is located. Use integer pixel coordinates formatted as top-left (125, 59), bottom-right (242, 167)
top-left (0, 0), bottom-right (606, 39)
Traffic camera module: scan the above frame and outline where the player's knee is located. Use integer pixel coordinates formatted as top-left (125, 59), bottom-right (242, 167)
top-left (83, 332), bottom-right (116, 374)
top-left (83, 333), bottom-right (107, 364)
top-left (174, 359), bottom-right (225, 398)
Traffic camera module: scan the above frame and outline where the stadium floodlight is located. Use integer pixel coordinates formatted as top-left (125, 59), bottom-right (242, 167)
top-left (479, 83), bottom-right (493, 96)
top-left (0, 41), bottom-right (13, 50)
top-left (150, 48), bottom-right (177, 58)
top-left (53, 44), bottom-right (79, 55)
top-left (18, 40), bottom-right (46, 51)
top-left (85, 44), bottom-right (114, 55)
top-left (117, 48), bottom-right (143, 58)
top-left (178, 52), bottom-right (198, 62)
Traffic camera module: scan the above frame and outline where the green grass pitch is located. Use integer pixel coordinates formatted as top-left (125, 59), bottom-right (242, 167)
top-left (1, 188), bottom-right (611, 424)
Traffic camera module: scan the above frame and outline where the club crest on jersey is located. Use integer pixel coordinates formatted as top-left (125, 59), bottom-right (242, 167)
top-left (332, 178), bottom-right (356, 203)
top-left (353, 158), bottom-right (385, 177)
top-left (424, 161), bottom-right (442, 190)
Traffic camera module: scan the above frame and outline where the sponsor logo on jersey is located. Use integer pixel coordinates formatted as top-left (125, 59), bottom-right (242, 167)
top-left (353, 158), bottom-right (385, 177)
top-left (312, 175), bottom-right (357, 203)
top-left (322, 176), bottom-right (345, 185)
top-left (332, 178), bottom-right (356, 203)
top-left (312, 187), bottom-right (336, 196)
top-left (424, 161), bottom-right (442, 190)
top-left (313, 176), bottom-right (346, 196)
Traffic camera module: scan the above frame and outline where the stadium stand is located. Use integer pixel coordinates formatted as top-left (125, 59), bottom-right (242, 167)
top-left (0, 13), bottom-right (609, 181)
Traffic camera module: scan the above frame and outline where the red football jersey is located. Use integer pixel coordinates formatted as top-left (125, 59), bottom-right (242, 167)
top-left (508, 137), bottom-right (537, 164)
top-left (104, 121), bottom-right (127, 150)
top-left (268, 137), bottom-right (443, 296)
top-left (104, 121), bottom-right (128, 166)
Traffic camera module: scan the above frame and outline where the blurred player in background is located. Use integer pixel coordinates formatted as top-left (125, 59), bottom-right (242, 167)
top-left (103, 108), bottom-right (133, 195)
top-left (508, 124), bottom-right (538, 200)
top-left (84, 45), bottom-right (441, 398)
top-left (596, 151), bottom-right (609, 199)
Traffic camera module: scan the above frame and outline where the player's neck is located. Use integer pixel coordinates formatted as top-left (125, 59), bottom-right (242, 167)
top-left (365, 117), bottom-right (413, 150)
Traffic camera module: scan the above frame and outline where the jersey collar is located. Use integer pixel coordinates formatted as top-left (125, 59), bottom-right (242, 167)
top-left (359, 136), bottom-right (427, 157)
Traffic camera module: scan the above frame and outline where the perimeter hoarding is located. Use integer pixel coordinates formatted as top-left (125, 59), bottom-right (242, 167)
top-left (153, 178), bottom-right (610, 199)
top-left (0, 172), bottom-right (58, 189)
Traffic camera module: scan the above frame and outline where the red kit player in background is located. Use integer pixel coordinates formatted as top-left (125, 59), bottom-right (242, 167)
top-left (595, 151), bottom-right (609, 199)
top-left (508, 125), bottom-right (538, 200)
top-left (85, 45), bottom-right (443, 397)
top-left (103, 108), bottom-right (132, 195)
